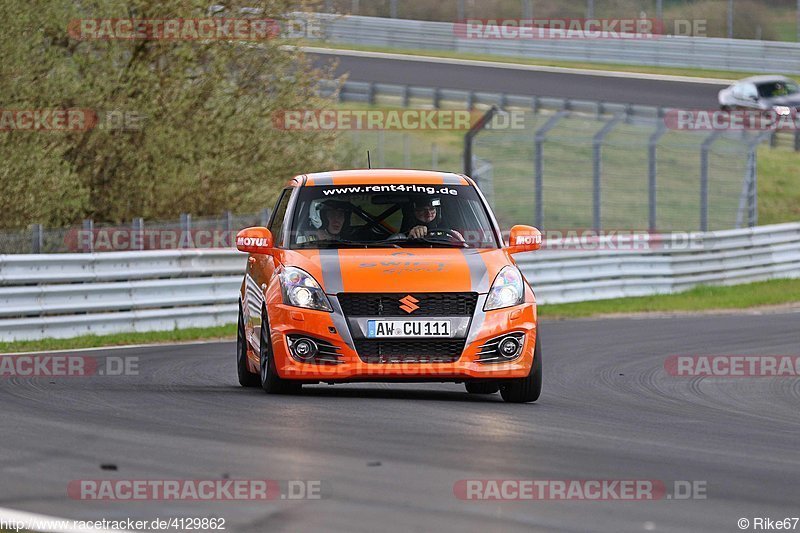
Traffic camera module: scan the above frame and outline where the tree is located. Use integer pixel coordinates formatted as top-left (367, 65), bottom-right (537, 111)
top-left (0, 0), bottom-right (341, 228)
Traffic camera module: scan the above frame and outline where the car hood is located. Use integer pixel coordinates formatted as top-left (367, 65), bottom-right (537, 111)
top-left (280, 248), bottom-right (513, 295)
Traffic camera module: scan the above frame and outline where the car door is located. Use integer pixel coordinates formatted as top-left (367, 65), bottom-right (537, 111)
top-left (732, 82), bottom-right (759, 110)
top-left (245, 188), bottom-right (293, 350)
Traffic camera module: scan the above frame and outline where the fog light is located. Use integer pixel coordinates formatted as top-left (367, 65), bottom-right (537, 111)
top-left (498, 336), bottom-right (522, 358)
top-left (291, 338), bottom-right (318, 361)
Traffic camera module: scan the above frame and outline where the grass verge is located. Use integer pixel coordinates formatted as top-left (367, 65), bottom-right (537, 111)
top-left (1, 279), bottom-right (798, 353)
top-left (0, 324), bottom-right (236, 354)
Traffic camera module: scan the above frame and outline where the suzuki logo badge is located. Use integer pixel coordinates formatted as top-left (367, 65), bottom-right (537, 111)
top-left (399, 295), bottom-right (420, 314)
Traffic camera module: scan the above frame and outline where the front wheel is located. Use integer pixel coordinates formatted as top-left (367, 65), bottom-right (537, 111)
top-left (500, 333), bottom-right (542, 403)
top-left (237, 303), bottom-right (260, 388)
top-left (259, 307), bottom-right (302, 395)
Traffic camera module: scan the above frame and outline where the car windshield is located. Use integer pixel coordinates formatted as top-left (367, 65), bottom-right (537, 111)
top-left (288, 184), bottom-right (499, 249)
top-left (757, 80), bottom-right (800, 98)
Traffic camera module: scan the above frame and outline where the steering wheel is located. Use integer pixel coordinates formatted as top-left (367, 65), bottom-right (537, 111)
top-left (427, 229), bottom-right (468, 246)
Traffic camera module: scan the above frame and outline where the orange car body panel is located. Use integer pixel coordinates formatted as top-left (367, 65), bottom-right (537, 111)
top-left (241, 170), bottom-right (538, 382)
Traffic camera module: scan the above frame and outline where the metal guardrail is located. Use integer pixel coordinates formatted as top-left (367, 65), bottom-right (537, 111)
top-left (1, 223), bottom-right (799, 341)
top-left (518, 223), bottom-right (800, 303)
top-left (308, 14), bottom-right (800, 75)
top-left (0, 250), bottom-right (245, 341)
top-left (322, 80), bottom-right (667, 119)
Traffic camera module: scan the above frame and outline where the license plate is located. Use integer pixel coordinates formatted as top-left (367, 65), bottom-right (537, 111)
top-left (367, 320), bottom-right (451, 338)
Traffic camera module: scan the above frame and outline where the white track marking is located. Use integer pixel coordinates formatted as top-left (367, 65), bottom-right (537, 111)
top-left (0, 506), bottom-right (130, 533)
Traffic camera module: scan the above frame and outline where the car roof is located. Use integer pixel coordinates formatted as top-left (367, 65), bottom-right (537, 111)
top-left (736, 75), bottom-right (795, 85)
top-left (288, 169), bottom-right (472, 187)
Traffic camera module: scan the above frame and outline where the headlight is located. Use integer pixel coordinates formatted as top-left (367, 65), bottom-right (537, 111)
top-left (484, 266), bottom-right (525, 311)
top-left (279, 267), bottom-right (332, 312)
top-left (774, 106), bottom-right (791, 116)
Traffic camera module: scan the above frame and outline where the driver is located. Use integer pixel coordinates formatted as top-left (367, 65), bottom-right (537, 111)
top-left (400, 197), bottom-right (463, 241)
top-left (404, 197), bottom-right (439, 239)
top-left (313, 199), bottom-right (352, 241)
top-left (772, 82), bottom-right (789, 97)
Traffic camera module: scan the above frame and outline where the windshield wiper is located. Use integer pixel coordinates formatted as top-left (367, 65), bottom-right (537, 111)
top-left (383, 237), bottom-right (469, 248)
top-left (294, 239), bottom-right (400, 249)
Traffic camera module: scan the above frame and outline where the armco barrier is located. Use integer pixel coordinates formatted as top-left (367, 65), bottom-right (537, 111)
top-left (1, 223), bottom-right (799, 341)
top-left (306, 14), bottom-right (800, 75)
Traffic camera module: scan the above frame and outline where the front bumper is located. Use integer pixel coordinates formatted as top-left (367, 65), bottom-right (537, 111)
top-left (261, 298), bottom-right (537, 382)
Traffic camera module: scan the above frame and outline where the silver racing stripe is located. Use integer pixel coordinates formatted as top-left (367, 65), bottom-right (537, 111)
top-left (466, 294), bottom-right (488, 345)
top-left (460, 249), bottom-right (490, 294)
top-left (318, 250), bottom-right (355, 350)
top-left (318, 249), bottom-right (344, 294)
top-left (442, 174), bottom-right (465, 186)
top-left (328, 296), bottom-right (355, 351)
top-left (309, 173), bottom-right (333, 186)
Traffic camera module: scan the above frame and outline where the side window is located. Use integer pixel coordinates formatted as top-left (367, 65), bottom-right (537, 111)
top-left (269, 189), bottom-right (292, 247)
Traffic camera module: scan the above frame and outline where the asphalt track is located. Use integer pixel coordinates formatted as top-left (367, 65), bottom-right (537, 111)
top-left (309, 51), bottom-right (728, 108)
top-left (2, 312), bottom-right (799, 532)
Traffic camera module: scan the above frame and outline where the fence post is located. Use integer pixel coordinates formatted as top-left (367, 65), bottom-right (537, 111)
top-left (367, 82), bottom-right (376, 105)
top-left (727, 0), bottom-right (734, 39)
top-left (457, 0), bottom-right (465, 20)
top-left (31, 224), bottom-right (43, 254)
top-left (700, 131), bottom-right (723, 232)
top-left (377, 129), bottom-right (385, 167)
top-left (534, 111), bottom-right (570, 229)
top-left (390, 0), bottom-right (397, 18)
top-left (402, 85), bottom-right (410, 107)
top-left (132, 217), bottom-right (144, 251)
top-left (463, 106), bottom-right (499, 178)
top-left (82, 219), bottom-right (94, 253)
top-left (522, 0), bottom-right (533, 18)
top-left (180, 213), bottom-right (192, 248)
top-left (592, 115), bottom-right (624, 232)
top-left (351, 0), bottom-right (359, 15)
top-left (648, 123), bottom-right (668, 232)
top-left (224, 211), bottom-right (233, 249)
top-left (433, 87), bottom-right (441, 109)
top-left (431, 143), bottom-right (439, 169)
top-left (795, 131), bottom-right (800, 152)
top-left (403, 134), bottom-right (411, 167)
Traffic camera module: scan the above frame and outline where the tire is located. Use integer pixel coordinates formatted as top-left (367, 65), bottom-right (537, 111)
top-left (465, 382), bottom-right (500, 394)
top-left (259, 307), bottom-right (302, 395)
top-left (500, 333), bottom-right (542, 404)
top-left (237, 303), bottom-right (260, 388)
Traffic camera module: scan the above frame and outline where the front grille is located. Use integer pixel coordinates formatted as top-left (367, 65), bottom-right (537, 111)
top-left (338, 292), bottom-right (478, 317)
top-left (354, 339), bottom-right (465, 364)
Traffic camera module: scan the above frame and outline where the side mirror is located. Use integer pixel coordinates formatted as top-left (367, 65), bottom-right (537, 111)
top-left (236, 227), bottom-right (274, 254)
top-left (507, 225), bottom-right (542, 254)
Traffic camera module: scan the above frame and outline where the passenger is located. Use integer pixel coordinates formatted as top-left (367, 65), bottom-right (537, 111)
top-left (314, 200), bottom-right (352, 241)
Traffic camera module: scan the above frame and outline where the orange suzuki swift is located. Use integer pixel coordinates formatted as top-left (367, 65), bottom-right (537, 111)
top-left (235, 170), bottom-right (543, 403)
